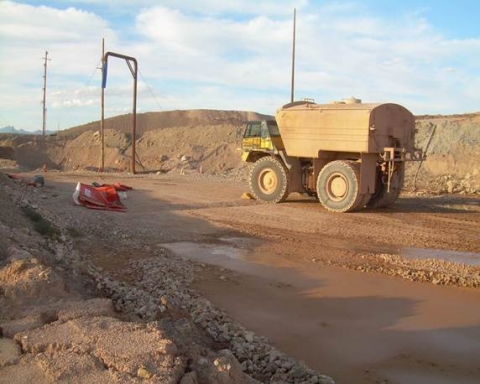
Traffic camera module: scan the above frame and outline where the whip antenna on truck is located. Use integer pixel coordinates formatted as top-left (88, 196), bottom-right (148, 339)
top-left (290, 8), bottom-right (296, 103)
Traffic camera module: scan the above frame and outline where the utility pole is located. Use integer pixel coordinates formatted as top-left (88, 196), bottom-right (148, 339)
top-left (42, 51), bottom-right (51, 136)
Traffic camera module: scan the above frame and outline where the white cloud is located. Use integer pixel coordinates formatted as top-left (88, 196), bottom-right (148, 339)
top-left (63, 0), bottom-right (308, 16)
top-left (52, 98), bottom-right (95, 108)
top-left (135, 7), bottom-right (291, 57)
top-left (130, 3), bottom-right (480, 115)
top-left (0, 1), bottom-right (117, 129)
top-left (131, 6), bottom-right (293, 92)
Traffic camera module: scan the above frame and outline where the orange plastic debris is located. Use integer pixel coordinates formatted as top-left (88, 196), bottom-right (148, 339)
top-left (73, 183), bottom-right (126, 212)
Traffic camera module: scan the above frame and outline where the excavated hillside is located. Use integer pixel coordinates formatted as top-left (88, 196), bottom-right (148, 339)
top-left (408, 113), bottom-right (480, 194)
top-left (0, 109), bottom-right (479, 194)
top-left (0, 110), bottom-right (270, 176)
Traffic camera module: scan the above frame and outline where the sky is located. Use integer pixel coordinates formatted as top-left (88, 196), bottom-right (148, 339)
top-left (0, 0), bottom-right (479, 132)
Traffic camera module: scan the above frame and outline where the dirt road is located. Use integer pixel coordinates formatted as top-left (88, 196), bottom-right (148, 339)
top-left (35, 171), bottom-right (480, 384)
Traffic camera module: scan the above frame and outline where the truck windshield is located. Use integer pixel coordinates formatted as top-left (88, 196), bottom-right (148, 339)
top-left (244, 122), bottom-right (261, 137)
top-left (267, 122), bottom-right (280, 137)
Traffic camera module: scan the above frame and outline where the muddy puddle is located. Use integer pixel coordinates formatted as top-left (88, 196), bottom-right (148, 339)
top-left (162, 241), bottom-right (248, 261)
top-left (161, 238), bottom-right (480, 384)
top-left (161, 238), bottom-right (318, 289)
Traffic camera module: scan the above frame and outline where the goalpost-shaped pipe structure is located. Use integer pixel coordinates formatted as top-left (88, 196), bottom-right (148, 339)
top-left (101, 51), bottom-right (138, 174)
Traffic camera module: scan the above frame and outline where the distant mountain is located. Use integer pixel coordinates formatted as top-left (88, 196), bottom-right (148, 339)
top-left (0, 126), bottom-right (16, 133)
top-left (0, 126), bottom-right (54, 135)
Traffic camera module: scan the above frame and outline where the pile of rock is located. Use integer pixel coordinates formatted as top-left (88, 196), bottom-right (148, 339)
top-left (442, 172), bottom-right (480, 195)
top-left (89, 255), bottom-right (334, 384)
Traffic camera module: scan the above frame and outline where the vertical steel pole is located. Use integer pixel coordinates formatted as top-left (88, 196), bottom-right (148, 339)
top-left (132, 60), bottom-right (137, 175)
top-left (290, 9), bottom-right (296, 103)
top-left (101, 39), bottom-right (105, 172)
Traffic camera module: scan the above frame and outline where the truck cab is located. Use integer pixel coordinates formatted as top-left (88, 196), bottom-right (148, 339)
top-left (241, 120), bottom-right (284, 162)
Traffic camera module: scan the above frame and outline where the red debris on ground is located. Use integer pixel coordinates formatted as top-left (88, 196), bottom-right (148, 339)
top-left (5, 173), bottom-right (44, 187)
top-left (72, 183), bottom-right (126, 212)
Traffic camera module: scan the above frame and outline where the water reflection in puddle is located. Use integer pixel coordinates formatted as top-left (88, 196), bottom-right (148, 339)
top-left (161, 237), bottom-right (480, 272)
top-left (211, 245), bottom-right (246, 260)
top-left (160, 239), bottom-right (319, 289)
top-left (162, 241), bottom-right (247, 261)
top-left (402, 247), bottom-right (480, 266)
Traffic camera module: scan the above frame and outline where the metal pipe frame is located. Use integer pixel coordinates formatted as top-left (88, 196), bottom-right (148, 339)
top-left (103, 51), bottom-right (138, 174)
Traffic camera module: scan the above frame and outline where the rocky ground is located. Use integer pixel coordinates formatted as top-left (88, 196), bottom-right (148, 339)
top-left (0, 172), bottom-right (334, 383)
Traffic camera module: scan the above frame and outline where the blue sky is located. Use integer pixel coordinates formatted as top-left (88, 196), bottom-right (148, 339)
top-left (1, 0), bottom-right (479, 131)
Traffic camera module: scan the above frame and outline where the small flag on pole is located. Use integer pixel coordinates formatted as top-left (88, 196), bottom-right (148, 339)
top-left (102, 61), bottom-right (108, 88)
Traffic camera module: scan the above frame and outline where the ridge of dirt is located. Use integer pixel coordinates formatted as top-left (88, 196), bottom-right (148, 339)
top-left (60, 109), bottom-right (273, 138)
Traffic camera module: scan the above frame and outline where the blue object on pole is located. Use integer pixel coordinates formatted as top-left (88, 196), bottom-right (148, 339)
top-left (102, 61), bottom-right (108, 88)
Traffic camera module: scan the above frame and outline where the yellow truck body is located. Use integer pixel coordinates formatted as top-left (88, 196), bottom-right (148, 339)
top-left (241, 99), bottom-right (421, 212)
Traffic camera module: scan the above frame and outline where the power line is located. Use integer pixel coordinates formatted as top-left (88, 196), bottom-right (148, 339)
top-left (138, 68), bottom-right (163, 111)
top-left (48, 59), bottom-right (102, 131)
top-left (86, 59), bottom-right (102, 88)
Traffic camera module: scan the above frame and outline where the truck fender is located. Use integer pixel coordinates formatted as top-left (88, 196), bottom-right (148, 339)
top-left (360, 153), bottom-right (378, 194)
top-left (278, 150), bottom-right (305, 193)
top-left (242, 151), bottom-right (255, 162)
top-left (278, 150), bottom-right (293, 170)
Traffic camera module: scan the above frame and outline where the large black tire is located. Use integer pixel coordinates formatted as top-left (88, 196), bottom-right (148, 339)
top-left (367, 163), bottom-right (405, 208)
top-left (357, 192), bottom-right (372, 209)
top-left (249, 156), bottom-right (289, 203)
top-left (317, 160), bottom-right (365, 213)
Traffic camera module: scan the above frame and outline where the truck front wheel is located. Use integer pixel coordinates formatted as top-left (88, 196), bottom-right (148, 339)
top-left (317, 160), bottom-right (364, 212)
top-left (249, 156), bottom-right (289, 203)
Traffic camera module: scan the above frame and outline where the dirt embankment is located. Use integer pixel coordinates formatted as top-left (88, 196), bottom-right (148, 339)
top-left (405, 113), bottom-right (480, 194)
top-left (1, 109), bottom-right (479, 194)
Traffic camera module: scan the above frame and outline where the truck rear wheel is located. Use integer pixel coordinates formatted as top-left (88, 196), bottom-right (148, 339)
top-left (367, 163), bottom-right (405, 208)
top-left (249, 156), bottom-right (289, 203)
top-left (317, 160), bottom-right (364, 213)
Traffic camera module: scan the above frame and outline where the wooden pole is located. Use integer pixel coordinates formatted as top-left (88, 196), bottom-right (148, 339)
top-left (42, 51), bottom-right (50, 136)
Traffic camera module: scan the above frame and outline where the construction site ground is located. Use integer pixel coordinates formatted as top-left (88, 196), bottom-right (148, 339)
top-left (3, 170), bottom-right (479, 384)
